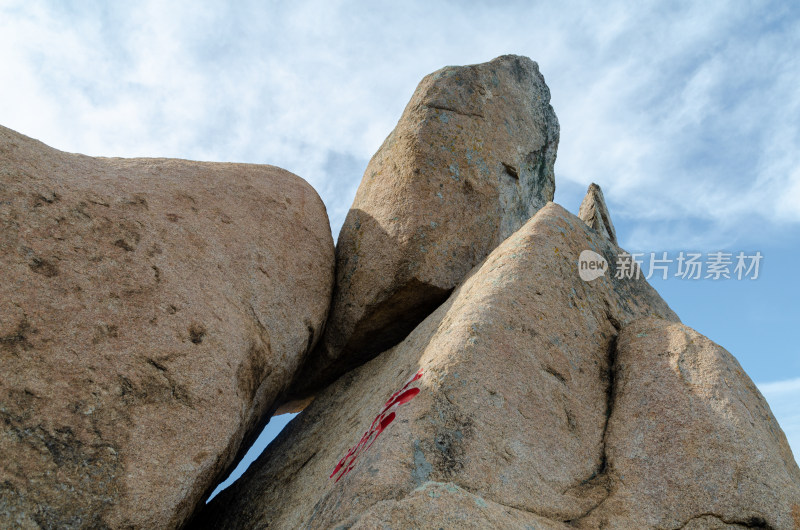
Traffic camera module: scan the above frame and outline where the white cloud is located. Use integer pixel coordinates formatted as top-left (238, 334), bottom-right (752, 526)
top-left (759, 377), bottom-right (800, 395)
top-left (0, 0), bottom-right (798, 241)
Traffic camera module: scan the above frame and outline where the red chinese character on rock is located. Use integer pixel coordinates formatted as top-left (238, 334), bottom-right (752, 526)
top-left (330, 368), bottom-right (423, 482)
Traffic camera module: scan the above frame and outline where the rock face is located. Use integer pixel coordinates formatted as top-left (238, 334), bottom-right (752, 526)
top-left (346, 482), bottom-right (570, 530)
top-left (579, 317), bottom-right (800, 529)
top-left (578, 182), bottom-right (617, 244)
top-left (0, 125), bottom-right (334, 528)
top-left (197, 203), bottom-right (697, 529)
top-left (290, 54), bottom-right (560, 396)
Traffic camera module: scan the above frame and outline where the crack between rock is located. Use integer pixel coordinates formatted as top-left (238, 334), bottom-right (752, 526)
top-left (388, 481), bottom-right (560, 524)
top-left (476, 494), bottom-right (563, 523)
top-left (564, 316), bottom-right (620, 526)
top-left (425, 103), bottom-right (485, 119)
top-left (297, 450), bottom-right (317, 471)
top-left (672, 512), bottom-right (772, 529)
top-left (564, 322), bottom-right (773, 530)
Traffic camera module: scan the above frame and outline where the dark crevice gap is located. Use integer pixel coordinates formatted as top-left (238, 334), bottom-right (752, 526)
top-left (598, 331), bottom-right (618, 478)
top-left (564, 322), bottom-right (619, 525)
top-left (344, 281), bottom-right (453, 369)
top-left (290, 282), bottom-right (452, 399)
top-left (676, 513), bottom-right (772, 529)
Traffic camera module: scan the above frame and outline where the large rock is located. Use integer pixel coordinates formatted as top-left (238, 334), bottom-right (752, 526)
top-left (290, 54), bottom-right (560, 396)
top-left (576, 317), bottom-right (800, 529)
top-left (196, 203), bottom-right (686, 529)
top-left (0, 125), bottom-right (334, 528)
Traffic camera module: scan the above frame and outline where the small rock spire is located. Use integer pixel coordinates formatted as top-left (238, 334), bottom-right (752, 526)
top-left (578, 182), bottom-right (617, 245)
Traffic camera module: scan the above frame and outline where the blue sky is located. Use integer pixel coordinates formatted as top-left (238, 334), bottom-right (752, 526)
top-left (2, 0), bottom-right (798, 494)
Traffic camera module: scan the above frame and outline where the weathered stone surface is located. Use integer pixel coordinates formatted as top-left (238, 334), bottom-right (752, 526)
top-left (196, 203), bottom-right (681, 529)
top-left (577, 317), bottom-right (800, 529)
top-left (0, 125), bottom-right (334, 528)
top-left (578, 182), bottom-right (617, 245)
top-left (290, 54), bottom-right (560, 396)
top-left (349, 481), bottom-right (569, 530)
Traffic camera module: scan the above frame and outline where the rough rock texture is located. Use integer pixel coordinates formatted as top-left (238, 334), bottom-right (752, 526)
top-left (196, 203), bottom-right (685, 529)
top-left (577, 317), bottom-right (800, 529)
top-left (348, 481), bottom-right (570, 530)
top-left (578, 182), bottom-right (617, 245)
top-left (0, 125), bottom-right (334, 528)
top-left (290, 54), bottom-right (560, 396)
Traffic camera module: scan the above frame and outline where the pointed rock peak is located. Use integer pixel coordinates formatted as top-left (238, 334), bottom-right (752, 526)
top-left (288, 55), bottom-right (560, 397)
top-left (579, 182), bottom-right (617, 245)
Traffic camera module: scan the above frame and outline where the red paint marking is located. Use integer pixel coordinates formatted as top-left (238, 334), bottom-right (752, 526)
top-left (330, 368), bottom-right (423, 482)
top-left (378, 411), bottom-right (395, 431)
top-left (387, 387), bottom-right (420, 408)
